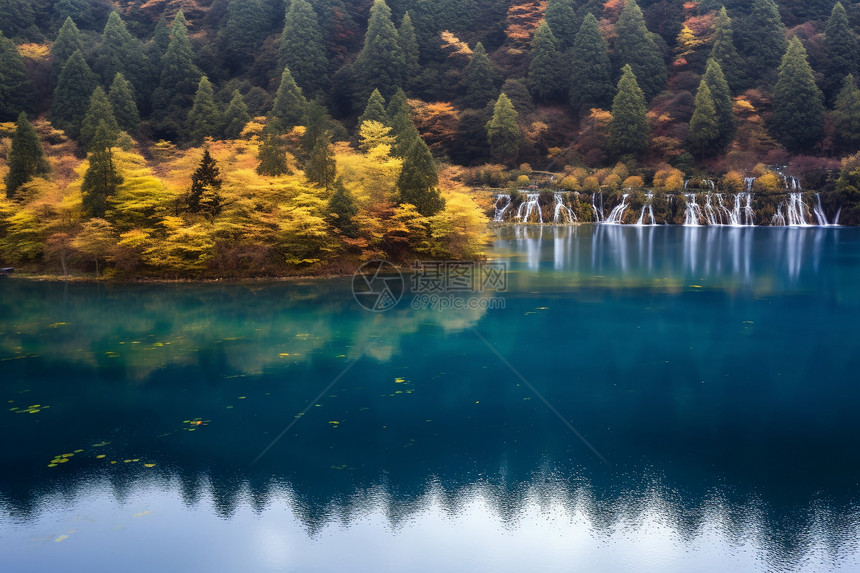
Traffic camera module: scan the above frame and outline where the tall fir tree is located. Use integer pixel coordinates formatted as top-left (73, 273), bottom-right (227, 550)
top-left (608, 64), bottom-right (649, 157)
top-left (358, 88), bottom-right (388, 127)
top-left (221, 90), bottom-right (250, 139)
top-left (615, 0), bottom-right (667, 101)
top-left (354, 0), bottom-right (405, 103)
top-left (771, 37), bottom-right (824, 152)
top-left (51, 50), bottom-right (98, 139)
top-left (398, 12), bottom-right (420, 93)
top-left (689, 81), bottom-right (719, 157)
top-left (152, 10), bottom-right (202, 134)
top-left (327, 178), bottom-right (359, 238)
top-left (486, 93), bottom-right (521, 163)
top-left (701, 59), bottom-right (735, 150)
top-left (80, 86), bottom-right (120, 150)
top-left (0, 0), bottom-right (35, 38)
top-left (221, 0), bottom-right (266, 71)
top-left (387, 87), bottom-right (421, 156)
top-left (462, 42), bottom-right (498, 109)
top-left (145, 15), bottom-right (171, 98)
top-left (257, 134), bottom-right (290, 176)
top-left (569, 12), bottom-right (612, 112)
top-left (280, 0), bottom-right (328, 95)
top-left (108, 73), bottom-right (140, 134)
top-left (50, 17), bottom-right (84, 82)
top-left (832, 75), bottom-right (860, 152)
top-left (398, 136), bottom-right (444, 216)
top-left (306, 132), bottom-right (337, 190)
top-left (187, 149), bottom-right (223, 216)
top-left (0, 31), bottom-right (31, 121)
top-left (528, 21), bottom-right (564, 103)
top-left (822, 2), bottom-right (858, 105)
top-left (267, 67), bottom-right (307, 134)
top-left (81, 121), bottom-right (123, 219)
top-left (5, 112), bottom-right (50, 199)
top-left (53, 0), bottom-right (94, 31)
top-left (735, 0), bottom-right (787, 87)
top-left (545, 0), bottom-right (578, 49)
top-left (187, 76), bottom-right (222, 144)
top-left (95, 12), bottom-right (144, 96)
top-left (709, 7), bottom-right (744, 94)
top-left (301, 98), bottom-right (334, 155)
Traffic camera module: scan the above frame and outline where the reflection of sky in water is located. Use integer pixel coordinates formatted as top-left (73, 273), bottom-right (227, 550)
top-left (2, 226), bottom-right (860, 572)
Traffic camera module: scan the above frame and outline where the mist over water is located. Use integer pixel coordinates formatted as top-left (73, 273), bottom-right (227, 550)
top-left (1, 226), bottom-right (859, 572)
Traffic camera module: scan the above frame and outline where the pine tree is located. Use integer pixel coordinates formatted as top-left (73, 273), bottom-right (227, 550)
top-left (545, 0), bottom-right (578, 49)
top-left (257, 134), bottom-right (289, 176)
top-left (95, 12), bottom-right (144, 95)
top-left (327, 178), bottom-right (359, 238)
top-left (822, 2), bottom-right (858, 104)
top-left (280, 0), bottom-right (328, 95)
top-left (709, 7), bottom-right (745, 94)
top-left (736, 0), bottom-right (787, 87)
top-left (462, 42), bottom-right (498, 109)
top-left (701, 59), bottom-right (735, 150)
top-left (51, 17), bottom-right (84, 82)
top-left (108, 73), bottom-right (140, 134)
top-left (187, 149), bottom-right (223, 216)
top-left (221, 90), bottom-right (250, 139)
top-left (502, 78), bottom-right (536, 116)
top-left (569, 12), bottom-right (612, 112)
top-left (301, 98), bottom-right (334, 155)
top-left (689, 81), bottom-right (719, 157)
top-left (306, 132), bottom-right (337, 190)
top-left (771, 37), bottom-right (824, 152)
top-left (358, 88), bottom-right (388, 127)
top-left (608, 64), bottom-right (649, 157)
top-left (187, 76), bottom-right (221, 144)
top-left (80, 86), bottom-right (120, 150)
top-left (81, 122), bottom-right (123, 219)
top-left (398, 12), bottom-right (420, 92)
top-left (5, 112), bottom-right (50, 199)
top-left (53, 0), bottom-right (94, 31)
top-left (0, 0), bottom-right (35, 38)
top-left (832, 75), bottom-right (860, 152)
top-left (0, 31), bottom-right (31, 121)
top-left (51, 50), bottom-right (98, 139)
top-left (152, 10), bottom-right (202, 134)
top-left (222, 0), bottom-right (266, 71)
top-left (615, 0), bottom-right (667, 101)
top-left (486, 93), bottom-right (520, 162)
top-left (398, 135), bottom-right (444, 216)
top-left (354, 0), bottom-right (405, 102)
top-left (267, 67), bottom-right (307, 134)
top-left (387, 87), bottom-right (421, 156)
top-left (528, 21), bottom-right (564, 103)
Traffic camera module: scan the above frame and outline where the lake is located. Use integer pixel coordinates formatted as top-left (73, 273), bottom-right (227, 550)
top-left (1, 225), bottom-right (859, 572)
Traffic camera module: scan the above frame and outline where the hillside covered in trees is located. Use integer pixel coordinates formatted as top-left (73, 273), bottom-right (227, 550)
top-left (2, 0), bottom-right (860, 277)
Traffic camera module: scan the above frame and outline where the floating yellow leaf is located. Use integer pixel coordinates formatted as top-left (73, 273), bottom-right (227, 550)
top-left (96, 454), bottom-right (106, 459)
top-left (143, 463), bottom-right (155, 468)
top-left (47, 464), bottom-right (57, 468)
top-left (133, 511), bottom-right (151, 518)
top-left (54, 535), bottom-right (68, 542)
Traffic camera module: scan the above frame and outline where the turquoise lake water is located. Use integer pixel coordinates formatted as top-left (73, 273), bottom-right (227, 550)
top-left (1, 225), bottom-right (859, 572)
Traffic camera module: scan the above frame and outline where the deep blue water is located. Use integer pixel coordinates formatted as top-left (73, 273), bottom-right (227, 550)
top-left (1, 225), bottom-right (859, 572)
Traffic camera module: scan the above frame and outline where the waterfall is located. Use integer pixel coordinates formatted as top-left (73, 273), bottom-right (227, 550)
top-left (592, 192), bottom-right (605, 223)
top-left (813, 193), bottom-right (829, 226)
top-left (744, 177), bottom-right (756, 192)
top-left (703, 194), bottom-right (719, 225)
top-left (730, 192), bottom-right (755, 226)
top-left (785, 176), bottom-right (802, 191)
top-left (605, 194), bottom-right (629, 224)
top-left (493, 194), bottom-right (512, 222)
top-left (516, 193), bottom-right (543, 223)
top-left (683, 193), bottom-right (702, 226)
top-left (772, 204), bottom-right (786, 226)
top-left (683, 179), bottom-right (690, 191)
top-left (553, 192), bottom-right (576, 224)
top-left (786, 193), bottom-right (810, 226)
top-left (834, 206), bottom-right (842, 226)
top-left (635, 192), bottom-right (655, 226)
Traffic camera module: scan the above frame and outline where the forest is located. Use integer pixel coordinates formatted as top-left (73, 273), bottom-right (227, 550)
top-left (1, 0), bottom-right (860, 277)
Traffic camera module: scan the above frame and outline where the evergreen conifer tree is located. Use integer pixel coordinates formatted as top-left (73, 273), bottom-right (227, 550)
top-left (502, 78), bottom-right (536, 116)
top-left (0, 0), bottom-right (35, 38)
top-left (486, 93), bottom-right (520, 162)
top-left (222, 0), bottom-right (266, 71)
top-left (257, 134), bottom-right (289, 176)
top-left (608, 64), bottom-right (649, 157)
top-left (822, 2), bottom-right (858, 104)
top-left (327, 178), bottom-right (359, 238)
top-left (152, 10), bottom-right (202, 134)
top-left (108, 73), bottom-right (140, 134)
top-left (80, 86), bottom-right (120, 150)
top-left (267, 67), bottom-right (307, 134)
top-left (301, 98), bottom-right (334, 155)
top-left (615, 0), bottom-right (666, 101)
top-left (51, 50), bottom-right (98, 139)
top-left (771, 37), bottom-right (824, 152)
top-left (528, 21), bottom-right (564, 103)
top-left (306, 132), bottom-right (337, 190)
top-left (398, 12), bottom-right (421, 92)
top-left (398, 136), bottom-right (444, 216)
top-left (0, 31), bottom-right (32, 121)
top-left (5, 112), bottom-right (50, 199)
top-left (735, 0), bottom-right (787, 87)
top-left (187, 149), bottom-right (223, 216)
top-left (701, 59), bottom-right (735, 150)
top-left (709, 7), bottom-right (744, 93)
top-left (569, 12), bottom-right (612, 112)
top-left (832, 75), bottom-right (860, 152)
top-left (280, 0), bottom-right (328, 94)
top-left (81, 121), bottom-right (123, 219)
top-left (689, 81), bottom-right (719, 157)
top-left (95, 12), bottom-right (144, 95)
top-left (462, 42), bottom-right (498, 109)
top-left (358, 89), bottom-right (388, 127)
top-left (387, 88), bottom-right (421, 156)
top-left (221, 90), bottom-right (250, 139)
top-left (51, 17), bottom-right (84, 82)
top-left (187, 76), bottom-right (221, 144)
top-left (354, 0), bottom-right (405, 102)
top-left (545, 0), bottom-right (578, 48)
